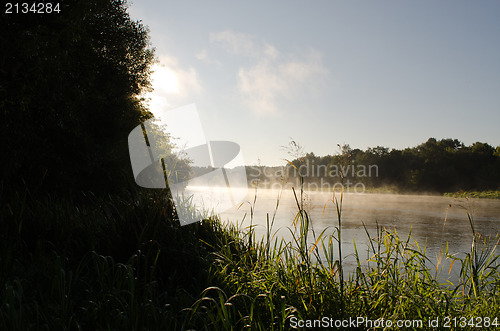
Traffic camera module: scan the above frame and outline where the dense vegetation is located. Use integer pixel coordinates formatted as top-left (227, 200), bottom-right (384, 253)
top-left (247, 139), bottom-right (500, 194)
top-left (2, 187), bottom-right (500, 329)
top-left (2, 0), bottom-right (500, 329)
top-left (0, 0), bottom-right (154, 194)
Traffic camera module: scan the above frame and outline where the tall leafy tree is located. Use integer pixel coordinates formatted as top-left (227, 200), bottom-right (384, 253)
top-left (0, 0), bottom-right (155, 194)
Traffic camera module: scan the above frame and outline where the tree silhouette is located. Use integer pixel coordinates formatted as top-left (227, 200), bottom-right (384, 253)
top-left (0, 0), bottom-right (155, 194)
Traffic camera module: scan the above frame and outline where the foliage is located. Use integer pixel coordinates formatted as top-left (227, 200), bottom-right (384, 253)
top-left (2, 1), bottom-right (500, 329)
top-left (2, 182), bottom-right (500, 329)
top-left (0, 0), bottom-right (155, 194)
top-left (253, 138), bottom-right (500, 194)
top-left (444, 190), bottom-right (500, 199)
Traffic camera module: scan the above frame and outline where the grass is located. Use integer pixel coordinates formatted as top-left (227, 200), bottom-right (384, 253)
top-left (444, 190), bottom-right (500, 199)
top-left (196, 188), bottom-right (500, 330)
top-left (1, 183), bottom-right (500, 330)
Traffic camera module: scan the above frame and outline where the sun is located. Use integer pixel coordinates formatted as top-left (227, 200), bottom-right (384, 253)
top-left (145, 64), bottom-right (180, 118)
top-left (151, 64), bottom-right (179, 94)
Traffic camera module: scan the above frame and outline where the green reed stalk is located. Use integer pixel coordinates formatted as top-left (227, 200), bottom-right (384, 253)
top-left (334, 187), bottom-right (344, 307)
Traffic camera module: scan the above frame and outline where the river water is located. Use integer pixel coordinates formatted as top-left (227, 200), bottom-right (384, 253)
top-left (214, 188), bottom-right (500, 284)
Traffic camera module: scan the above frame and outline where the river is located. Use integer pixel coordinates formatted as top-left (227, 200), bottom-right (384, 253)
top-left (215, 188), bottom-right (500, 284)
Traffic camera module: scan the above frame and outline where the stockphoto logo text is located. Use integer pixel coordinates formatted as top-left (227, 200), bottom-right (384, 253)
top-left (247, 161), bottom-right (379, 193)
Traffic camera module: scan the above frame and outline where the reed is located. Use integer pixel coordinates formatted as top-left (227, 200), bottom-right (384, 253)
top-left (182, 189), bottom-right (500, 329)
top-left (2, 184), bottom-right (500, 329)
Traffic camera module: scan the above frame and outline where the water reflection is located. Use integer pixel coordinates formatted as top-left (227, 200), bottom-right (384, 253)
top-left (213, 188), bottom-right (500, 284)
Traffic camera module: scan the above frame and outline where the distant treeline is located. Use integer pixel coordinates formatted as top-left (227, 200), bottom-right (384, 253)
top-left (246, 138), bottom-right (500, 193)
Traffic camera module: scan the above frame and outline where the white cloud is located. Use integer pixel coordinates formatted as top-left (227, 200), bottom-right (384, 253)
top-left (210, 30), bottom-right (329, 115)
top-left (195, 49), bottom-right (221, 66)
top-left (195, 49), bottom-right (209, 61)
top-left (210, 30), bottom-right (257, 56)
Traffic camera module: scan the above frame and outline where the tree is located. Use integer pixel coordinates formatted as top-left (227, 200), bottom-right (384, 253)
top-left (0, 0), bottom-right (155, 194)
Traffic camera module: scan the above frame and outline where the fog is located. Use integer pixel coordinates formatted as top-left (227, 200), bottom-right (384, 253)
top-left (214, 188), bottom-right (500, 283)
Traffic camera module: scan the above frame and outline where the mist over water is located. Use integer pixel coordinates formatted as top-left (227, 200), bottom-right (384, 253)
top-left (211, 188), bottom-right (500, 284)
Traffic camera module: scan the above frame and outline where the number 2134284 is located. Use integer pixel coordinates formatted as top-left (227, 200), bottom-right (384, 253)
top-left (5, 3), bottom-right (61, 14)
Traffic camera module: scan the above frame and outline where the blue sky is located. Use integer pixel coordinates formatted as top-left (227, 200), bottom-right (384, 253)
top-left (128, 0), bottom-right (500, 166)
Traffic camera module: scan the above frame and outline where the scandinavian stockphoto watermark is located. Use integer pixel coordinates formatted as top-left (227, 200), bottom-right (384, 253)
top-left (247, 160), bottom-right (379, 193)
top-left (128, 104), bottom-right (248, 226)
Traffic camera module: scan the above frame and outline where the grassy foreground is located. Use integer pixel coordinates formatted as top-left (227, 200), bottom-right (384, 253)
top-left (1, 187), bottom-right (500, 330)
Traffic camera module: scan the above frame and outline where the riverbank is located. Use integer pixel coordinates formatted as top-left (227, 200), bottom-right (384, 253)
top-left (444, 190), bottom-right (500, 199)
top-left (359, 186), bottom-right (500, 199)
top-left (294, 184), bottom-right (500, 199)
top-left (2, 189), bottom-right (499, 329)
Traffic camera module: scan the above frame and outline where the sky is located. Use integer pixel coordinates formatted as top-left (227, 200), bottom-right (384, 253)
top-left (128, 0), bottom-right (500, 166)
